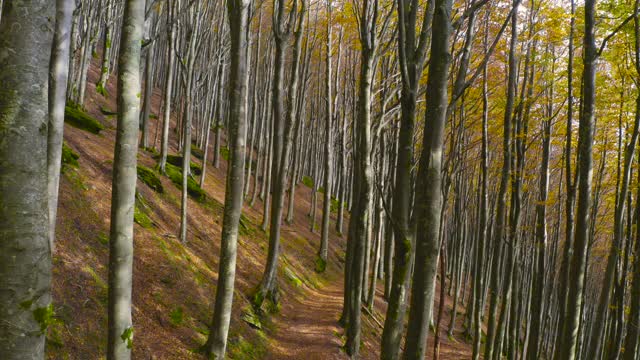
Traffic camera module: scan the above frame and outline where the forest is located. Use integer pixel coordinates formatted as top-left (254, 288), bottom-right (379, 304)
top-left (1, 0), bottom-right (639, 359)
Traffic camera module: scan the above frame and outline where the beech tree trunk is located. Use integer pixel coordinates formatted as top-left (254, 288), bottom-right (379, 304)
top-left (0, 0), bottom-right (54, 357)
top-left (48, 0), bottom-right (74, 251)
top-left (559, 1), bottom-right (597, 358)
top-left (106, 0), bottom-right (143, 358)
top-left (403, 0), bottom-right (452, 358)
top-left (204, 0), bottom-right (251, 357)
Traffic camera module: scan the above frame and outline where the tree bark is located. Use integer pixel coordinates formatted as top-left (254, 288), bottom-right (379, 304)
top-left (560, 1), bottom-right (597, 358)
top-left (48, 0), bottom-right (74, 251)
top-left (403, 0), bottom-right (452, 357)
top-left (0, 0), bottom-right (54, 357)
top-left (106, 0), bottom-right (143, 358)
top-left (204, 0), bottom-right (250, 357)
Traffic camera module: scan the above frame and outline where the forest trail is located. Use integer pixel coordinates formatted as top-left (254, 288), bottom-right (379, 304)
top-left (46, 53), bottom-right (474, 359)
top-left (268, 280), bottom-right (346, 359)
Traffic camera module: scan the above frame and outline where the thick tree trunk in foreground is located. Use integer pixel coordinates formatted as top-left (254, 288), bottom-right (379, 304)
top-left (204, 0), bottom-right (251, 357)
top-left (106, 0), bottom-right (143, 358)
top-left (0, 0), bottom-right (54, 358)
top-left (403, 0), bottom-right (452, 357)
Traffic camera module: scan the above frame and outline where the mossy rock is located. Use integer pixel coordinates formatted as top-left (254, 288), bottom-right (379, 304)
top-left (163, 163), bottom-right (207, 202)
top-left (61, 142), bottom-right (79, 169)
top-left (137, 165), bottom-right (164, 193)
top-left (241, 306), bottom-right (262, 329)
top-left (166, 154), bottom-right (202, 176)
top-left (64, 104), bottom-right (105, 134)
top-left (302, 176), bottom-right (314, 188)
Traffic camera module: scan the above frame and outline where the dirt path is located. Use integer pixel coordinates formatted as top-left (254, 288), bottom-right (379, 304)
top-left (267, 280), bottom-right (348, 360)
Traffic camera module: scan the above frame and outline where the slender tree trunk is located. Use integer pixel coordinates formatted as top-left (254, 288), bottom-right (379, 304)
top-left (204, 0), bottom-right (250, 356)
top-left (106, 0), bottom-right (143, 358)
top-left (48, 0), bottom-right (74, 252)
top-left (159, 0), bottom-right (176, 173)
top-left (560, 1), bottom-right (597, 358)
top-left (319, 2), bottom-right (333, 265)
top-left (403, 0), bottom-right (452, 357)
top-left (484, 3), bottom-right (518, 358)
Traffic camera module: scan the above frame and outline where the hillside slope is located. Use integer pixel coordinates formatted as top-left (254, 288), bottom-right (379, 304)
top-left (48, 61), bottom-right (473, 359)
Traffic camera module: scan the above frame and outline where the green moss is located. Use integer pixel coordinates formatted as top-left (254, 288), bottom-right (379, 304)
top-left (137, 165), bottom-right (164, 193)
top-left (100, 105), bottom-right (117, 116)
top-left (227, 335), bottom-right (267, 360)
top-left (134, 205), bottom-right (153, 228)
top-left (169, 307), bottom-right (184, 326)
top-left (134, 192), bottom-right (153, 228)
top-left (64, 167), bottom-right (88, 191)
top-left (83, 266), bottom-right (107, 290)
top-left (120, 327), bottom-right (134, 349)
top-left (330, 197), bottom-right (342, 213)
top-left (33, 304), bottom-right (56, 334)
top-left (97, 232), bottom-right (109, 246)
top-left (314, 257), bottom-right (327, 273)
top-left (166, 154), bottom-right (202, 175)
top-left (241, 306), bottom-right (262, 329)
top-left (220, 145), bottom-right (230, 161)
top-left (239, 214), bottom-right (254, 236)
top-left (64, 103), bottom-right (105, 134)
top-left (164, 163), bottom-right (207, 202)
top-left (95, 82), bottom-right (108, 97)
top-left (61, 142), bottom-right (79, 169)
top-left (302, 176), bottom-right (314, 188)
top-left (284, 266), bottom-right (303, 287)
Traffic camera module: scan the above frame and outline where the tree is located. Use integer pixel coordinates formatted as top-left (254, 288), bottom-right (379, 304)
top-left (48, 0), bottom-right (75, 251)
top-left (0, 0), bottom-right (54, 357)
top-left (402, 0), bottom-right (453, 357)
top-left (204, 0), bottom-right (251, 357)
top-left (255, 0), bottom-right (306, 306)
top-left (106, 0), bottom-right (144, 357)
top-left (381, 0), bottom-right (433, 357)
top-left (319, 0), bottom-right (333, 268)
top-left (559, 1), bottom-right (597, 358)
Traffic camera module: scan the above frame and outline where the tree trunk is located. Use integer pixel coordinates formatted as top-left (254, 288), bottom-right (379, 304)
top-left (106, 0), bottom-right (143, 358)
top-left (48, 0), bottom-right (74, 251)
top-left (204, 0), bottom-right (250, 356)
top-left (403, 0), bottom-right (452, 357)
top-left (559, 1), bottom-right (597, 358)
top-left (0, 0), bottom-right (54, 357)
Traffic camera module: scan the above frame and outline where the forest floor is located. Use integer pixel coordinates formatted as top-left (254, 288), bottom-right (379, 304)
top-left (48, 59), bottom-right (474, 359)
